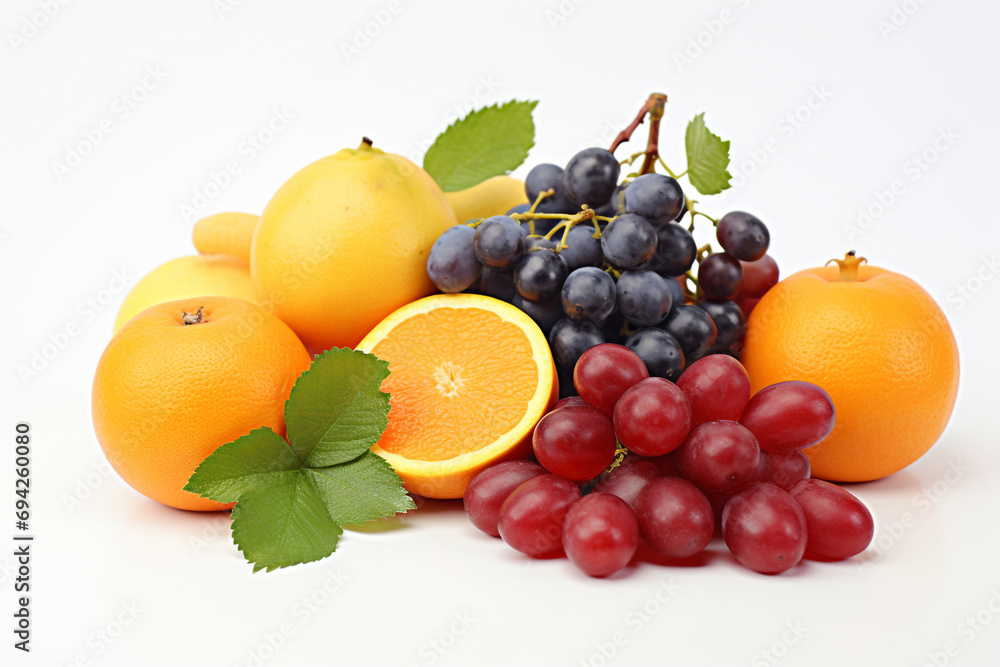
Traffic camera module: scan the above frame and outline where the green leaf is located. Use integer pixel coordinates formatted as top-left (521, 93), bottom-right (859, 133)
top-left (284, 349), bottom-right (391, 468)
top-left (685, 113), bottom-right (732, 196)
top-left (184, 427), bottom-right (301, 503)
top-left (183, 348), bottom-right (414, 572)
top-left (423, 100), bottom-right (537, 192)
top-left (231, 473), bottom-right (343, 573)
top-left (305, 452), bottom-right (416, 525)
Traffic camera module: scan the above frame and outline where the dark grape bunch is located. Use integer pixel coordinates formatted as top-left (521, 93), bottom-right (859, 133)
top-left (426, 143), bottom-right (780, 396)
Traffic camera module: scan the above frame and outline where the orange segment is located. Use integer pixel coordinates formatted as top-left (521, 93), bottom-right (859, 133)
top-left (356, 294), bottom-right (557, 498)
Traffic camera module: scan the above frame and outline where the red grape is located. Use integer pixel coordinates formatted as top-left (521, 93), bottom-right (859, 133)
top-left (740, 381), bottom-right (836, 454)
top-left (613, 378), bottom-right (692, 456)
top-left (498, 474), bottom-right (581, 557)
top-left (562, 493), bottom-right (640, 577)
top-left (703, 489), bottom-right (733, 528)
top-left (732, 291), bottom-right (760, 320)
top-left (464, 461), bottom-right (547, 537)
top-left (634, 477), bottom-right (714, 559)
top-left (677, 420), bottom-right (759, 493)
top-left (593, 457), bottom-right (662, 507)
top-left (789, 479), bottom-right (874, 560)
top-left (645, 451), bottom-right (682, 477)
top-left (573, 343), bottom-right (649, 415)
top-left (740, 254), bottom-right (779, 298)
top-left (755, 450), bottom-right (810, 490)
top-left (533, 406), bottom-right (617, 480)
top-left (553, 396), bottom-right (590, 410)
top-left (722, 482), bottom-right (807, 574)
top-left (677, 355), bottom-right (751, 426)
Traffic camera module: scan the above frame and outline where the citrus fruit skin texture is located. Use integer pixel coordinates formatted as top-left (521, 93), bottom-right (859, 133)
top-left (192, 212), bottom-right (259, 261)
top-left (356, 294), bottom-right (557, 499)
top-left (252, 143), bottom-right (457, 354)
top-left (93, 297), bottom-right (311, 511)
top-left (114, 255), bottom-right (257, 333)
top-left (741, 258), bottom-right (959, 482)
top-left (443, 176), bottom-right (528, 223)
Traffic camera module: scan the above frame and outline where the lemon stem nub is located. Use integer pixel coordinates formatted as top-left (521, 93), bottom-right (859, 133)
top-left (182, 306), bottom-right (205, 325)
top-left (360, 137), bottom-right (374, 149)
top-left (827, 251), bottom-right (867, 282)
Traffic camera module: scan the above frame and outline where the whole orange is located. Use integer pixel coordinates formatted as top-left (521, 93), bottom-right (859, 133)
top-left (92, 297), bottom-right (312, 510)
top-left (741, 253), bottom-right (959, 482)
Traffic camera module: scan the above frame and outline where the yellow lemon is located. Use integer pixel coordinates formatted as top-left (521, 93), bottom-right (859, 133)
top-left (251, 140), bottom-right (456, 353)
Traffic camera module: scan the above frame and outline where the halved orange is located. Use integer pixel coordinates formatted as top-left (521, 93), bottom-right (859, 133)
top-left (356, 294), bottom-right (558, 499)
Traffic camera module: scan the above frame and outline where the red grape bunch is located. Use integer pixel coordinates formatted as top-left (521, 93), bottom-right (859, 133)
top-left (464, 346), bottom-right (875, 578)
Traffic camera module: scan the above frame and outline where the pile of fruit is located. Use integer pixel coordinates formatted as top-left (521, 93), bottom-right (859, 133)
top-left (427, 105), bottom-right (778, 393)
top-left (91, 91), bottom-right (959, 574)
top-left (465, 344), bottom-right (874, 577)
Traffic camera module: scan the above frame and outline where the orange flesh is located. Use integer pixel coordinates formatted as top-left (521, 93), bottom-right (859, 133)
top-left (369, 307), bottom-right (538, 461)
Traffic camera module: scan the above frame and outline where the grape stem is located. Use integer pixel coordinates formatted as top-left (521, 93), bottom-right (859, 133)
top-left (609, 96), bottom-right (656, 154)
top-left (684, 271), bottom-right (703, 301)
top-left (639, 95), bottom-right (666, 175)
top-left (609, 93), bottom-right (667, 178)
top-left (525, 189), bottom-right (555, 235)
top-left (543, 208), bottom-right (597, 248)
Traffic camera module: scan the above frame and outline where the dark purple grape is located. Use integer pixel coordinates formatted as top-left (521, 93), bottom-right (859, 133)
top-left (549, 318), bottom-right (607, 369)
top-left (561, 267), bottom-right (616, 325)
top-left (524, 235), bottom-right (558, 251)
top-left (697, 299), bottom-right (745, 353)
top-left (601, 214), bottom-right (657, 269)
top-left (718, 211), bottom-right (769, 262)
top-left (525, 163), bottom-right (573, 213)
top-left (698, 252), bottom-right (743, 300)
top-left (625, 328), bottom-right (685, 380)
top-left (616, 270), bottom-right (673, 327)
top-left (507, 203), bottom-right (531, 216)
top-left (601, 307), bottom-right (627, 343)
top-left (623, 173), bottom-right (684, 222)
top-left (427, 225), bottom-right (482, 293)
top-left (474, 216), bottom-right (523, 270)
top-left (662, 304), bottom-right (717, 361)
top-left (514, 249), bottom-right (568, 302)
top-left (560, 224), bottom-right (603, 271)
top-left (674, 198), bottom-right (688, 222)
top-left (595, 183), bottom-right (626, 217)
top-left (563, 148), bottom-right (620, 208)
top-left (644, 221), bottom-right (696, 277)
top-left (513, 294), bottom-right (563, 335)
top-left (664, 275), bottom-right (684, 315)
top-left (520, 219), bottom-right (559, 237)
top-left (479, 267), bottom-right (516, 302)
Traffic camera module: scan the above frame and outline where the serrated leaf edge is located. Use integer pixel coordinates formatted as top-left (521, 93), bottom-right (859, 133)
top-left (284, 348), bottom-right (391, 467)
top-left (423, 99), bottom-right (538, 192)
top-left (305, 453), bottom-right (417, 524)
top-left (231, 473), bottom-right (344, 573)
top-left (184, 426), bottom-right (300, 502)
top-left (685, 112), bottom-right (733, 196)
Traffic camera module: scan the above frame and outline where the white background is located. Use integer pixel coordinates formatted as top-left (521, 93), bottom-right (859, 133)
top-left (3, 0), bottom-right (1000, 665)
